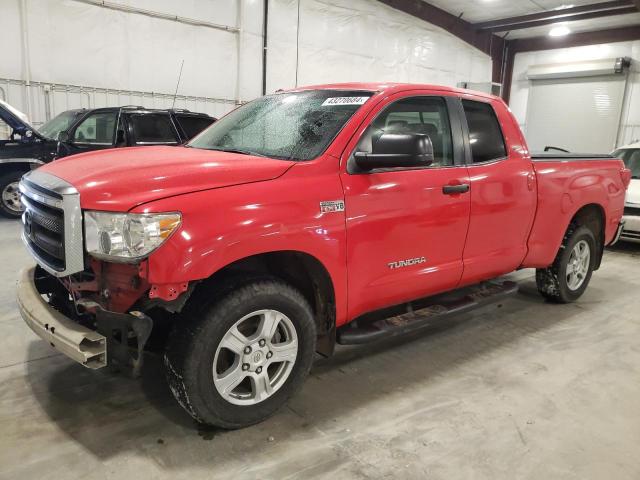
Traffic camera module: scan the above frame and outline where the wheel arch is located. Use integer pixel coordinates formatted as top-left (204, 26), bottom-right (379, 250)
top-left (189, 250), bottom-right (337, 357)
top-left (568, 203), bottom-right (606, 270)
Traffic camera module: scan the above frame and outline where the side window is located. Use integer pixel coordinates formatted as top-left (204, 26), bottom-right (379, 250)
top-left (462, 100), bottom-right (507, 163)
top-left (129, 113), bottom-right (179, 144)
top-left (0, 119), bottom-right (11, 140)
top-left (175, 115), bottom-right (215, 139)
top-left (73, 111), bottom-right (117, 144)
top-left (355, 96), bottom-right (454, 167)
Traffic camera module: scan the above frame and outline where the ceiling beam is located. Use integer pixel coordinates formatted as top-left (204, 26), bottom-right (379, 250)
top-left (474, 1), bottom-right (636, 32)
top-left (507, 24), bottom-right (640, 52)
top-left (378, 0), bottom-right (640, 102)
top-left (377, 0), bottom-right (496, 54)
top-left (377, 0), bottom-right (507, 83)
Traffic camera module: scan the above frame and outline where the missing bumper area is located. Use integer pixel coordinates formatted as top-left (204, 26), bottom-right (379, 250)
top-left (18, 267), bottom-right (155, 373)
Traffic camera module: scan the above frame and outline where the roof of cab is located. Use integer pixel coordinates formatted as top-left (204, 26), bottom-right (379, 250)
top-left (283, 82), bottom-right (499, 101)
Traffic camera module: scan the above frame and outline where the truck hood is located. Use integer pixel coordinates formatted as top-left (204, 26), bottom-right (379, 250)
top-left (0, 99), bottom-right (41, 137)
top-left (37, 146), bottom-right (294, 211)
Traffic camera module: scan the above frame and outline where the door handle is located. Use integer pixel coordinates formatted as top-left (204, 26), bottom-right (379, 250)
top-left (442, 184), bottom-right (470, 195)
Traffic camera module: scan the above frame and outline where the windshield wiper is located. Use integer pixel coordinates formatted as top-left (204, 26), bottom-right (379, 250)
top-left (203, 147), bottom-right (266, 157)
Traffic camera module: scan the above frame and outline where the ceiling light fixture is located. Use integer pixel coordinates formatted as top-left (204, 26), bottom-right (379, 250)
top-left (554, 4), bottom-right (574, 10)
top-left (549, 24), bottom-right (571, 37)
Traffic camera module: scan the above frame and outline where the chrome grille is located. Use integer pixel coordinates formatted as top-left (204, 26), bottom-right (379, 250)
top-left (19, 170), bottom-right (84, 277)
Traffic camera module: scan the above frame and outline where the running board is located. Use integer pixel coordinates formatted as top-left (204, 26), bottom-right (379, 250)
top-left (337, 281), bottom-right (518, 345)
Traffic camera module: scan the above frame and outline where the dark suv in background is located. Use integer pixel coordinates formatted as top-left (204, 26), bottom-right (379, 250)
top-left (0, 102), bottom-right (216, 218)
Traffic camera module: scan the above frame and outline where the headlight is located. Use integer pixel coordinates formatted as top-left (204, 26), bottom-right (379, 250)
top-left (84, 211), bottom-right (181, 261)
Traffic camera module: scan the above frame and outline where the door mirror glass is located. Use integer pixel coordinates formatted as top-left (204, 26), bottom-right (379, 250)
top-left (354, 132), bottom-right (434, 170)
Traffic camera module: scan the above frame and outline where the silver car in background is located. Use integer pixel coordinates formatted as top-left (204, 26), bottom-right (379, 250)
top-left (613, 141), bottom-right (640, 243)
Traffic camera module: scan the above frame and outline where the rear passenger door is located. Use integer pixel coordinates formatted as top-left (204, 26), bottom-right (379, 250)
top-left (125, 112), bottom-right (181, 146)
top-left (458, 98), bottom-right (536, 285)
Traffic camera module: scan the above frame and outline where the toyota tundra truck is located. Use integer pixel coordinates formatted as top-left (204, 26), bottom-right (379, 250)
top-left (16, 83), bottom-right (630, 429)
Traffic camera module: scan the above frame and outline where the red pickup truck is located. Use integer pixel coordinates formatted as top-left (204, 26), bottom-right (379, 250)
top-left (17, 83), bottom-right (630, 429)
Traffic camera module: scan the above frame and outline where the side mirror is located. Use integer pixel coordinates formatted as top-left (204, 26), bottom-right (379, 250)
top-left (354, 132), bottom-right (434, 171)
top-left (57, 130), bottom-right (70, 143)
top-left (116, 129), bottom-right (125, 144)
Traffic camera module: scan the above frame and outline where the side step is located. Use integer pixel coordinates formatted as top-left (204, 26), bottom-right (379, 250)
top-left (337, 281), bottom-right (518, 345)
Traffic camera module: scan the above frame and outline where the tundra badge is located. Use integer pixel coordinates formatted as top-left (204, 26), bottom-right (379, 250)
top-left (388, 257), bottom-right (426, 269)
top-left (320, 200), bottom-right (345, 213)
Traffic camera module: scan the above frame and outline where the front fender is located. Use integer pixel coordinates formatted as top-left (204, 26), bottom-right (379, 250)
top-left (131, 158), bottom-right (349, 324)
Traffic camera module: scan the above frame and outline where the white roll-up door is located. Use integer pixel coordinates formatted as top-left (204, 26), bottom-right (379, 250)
top-left (524, 58), bottom-right (629, 154)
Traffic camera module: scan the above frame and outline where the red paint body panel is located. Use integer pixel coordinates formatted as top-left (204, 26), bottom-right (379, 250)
top-left (37, 83), bottom-right (628, 326)
top-left (522, 159), bottom-right (626, 267)
top-left (37, 146), bottom-right (293, 211)
top-left (133, 156), bottom-right (351, 326)
top-left (338, 90), bottom-right (471, 320)
top-left (459, 97), bottom-right (537, 285)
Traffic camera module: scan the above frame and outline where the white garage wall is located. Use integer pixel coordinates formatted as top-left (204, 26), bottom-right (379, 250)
top-left (509, 40), bottom-right (640, 148)
top-left (0, 0), bottom-right (264, 124)
top-left (267, 0), bottom-right (492, 92)
top-left (0, 0), bottom-right (492, 128)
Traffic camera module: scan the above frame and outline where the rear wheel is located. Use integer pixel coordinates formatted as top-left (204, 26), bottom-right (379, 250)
top-left (164, 279), bottom-right (316, 429)
top-left (536, 225), bottom-right (596, 303)
top-left (0, 171), bottom-right (25, 219)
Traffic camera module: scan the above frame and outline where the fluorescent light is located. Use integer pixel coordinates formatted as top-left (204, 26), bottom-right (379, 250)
top-left (554, 4), bottom-right (574, 10)
top-left (549, 25), bottom-right (571, 37)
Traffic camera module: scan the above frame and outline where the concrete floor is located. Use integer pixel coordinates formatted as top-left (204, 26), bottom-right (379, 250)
top-left (1, 217), bottom-right (639, 480)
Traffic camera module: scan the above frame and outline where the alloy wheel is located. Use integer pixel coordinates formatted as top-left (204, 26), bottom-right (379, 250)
top-left (212, 309), bottom-right (298, 406)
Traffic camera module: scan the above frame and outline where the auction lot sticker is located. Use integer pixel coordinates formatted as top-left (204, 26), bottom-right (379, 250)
top-left (321, 97), bottom-right (370, 106)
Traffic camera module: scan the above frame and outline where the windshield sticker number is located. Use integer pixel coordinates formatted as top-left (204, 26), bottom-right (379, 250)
top-left (321, 97), bottom-right (369, 107)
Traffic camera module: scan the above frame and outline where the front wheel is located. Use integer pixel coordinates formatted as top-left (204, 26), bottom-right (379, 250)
top-left (536, 225), bottom-right (596, 303)
top-left (164, 279), bottom-right (316, 429)
top-left (0, 170), bottom-right (26, 219)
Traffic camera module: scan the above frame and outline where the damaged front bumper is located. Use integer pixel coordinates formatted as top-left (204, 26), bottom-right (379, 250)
top-left (17, 267), bottom-right (107, 368)
top-left (17, 267), bottom-right (154, 373)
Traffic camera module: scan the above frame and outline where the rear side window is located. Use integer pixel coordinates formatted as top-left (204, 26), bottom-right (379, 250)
top-left (175, 115), bottom-right (215, 139)
top-left (129, 113), bottom-right (179, 144)
top-left (462, 100), bottom-right (507, 163)
top-left (0, 119), bottom-right (10, 140)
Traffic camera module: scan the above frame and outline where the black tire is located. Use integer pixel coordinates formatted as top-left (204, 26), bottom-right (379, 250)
top-left (535, 225), bottom-right (597, 303)
top-left (0, 170), bottom-right (25, 219)
top-left (164, 279), bottom-right (316, 429)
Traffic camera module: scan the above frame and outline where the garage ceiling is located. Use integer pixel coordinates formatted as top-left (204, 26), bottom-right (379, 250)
top-left (423, 0), bottom-right (640, 38)
top-left (504, 11), bottom-right (640, 38)
top-left (425, 0), bottom-right (607, 23)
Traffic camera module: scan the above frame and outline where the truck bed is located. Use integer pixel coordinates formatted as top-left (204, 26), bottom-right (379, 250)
top-left (531, 153), bottom-right (614, 160)
top-left (522, 155), bottom-right (626, 268)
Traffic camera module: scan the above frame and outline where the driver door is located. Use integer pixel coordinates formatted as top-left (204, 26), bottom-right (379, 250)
top-left (340, 93), bottom-right (471, 319)
top-left (62, 110), bottom-right (120, 157)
